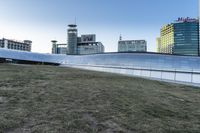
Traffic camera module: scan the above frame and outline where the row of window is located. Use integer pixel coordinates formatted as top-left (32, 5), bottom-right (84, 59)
top-left (0, 43), bottom-right (31, 51)
top-left (7, 45), bottom-right (30, 49)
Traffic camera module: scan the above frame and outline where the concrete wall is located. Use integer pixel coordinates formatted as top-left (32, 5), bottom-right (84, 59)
top-left (64, 64), bottom-right (200, 86)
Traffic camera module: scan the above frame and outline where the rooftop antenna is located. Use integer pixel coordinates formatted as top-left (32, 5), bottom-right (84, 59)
top-left (198, 0), bottom-right (200, 20)
top-left (75, 17), bottom-right (77, 25)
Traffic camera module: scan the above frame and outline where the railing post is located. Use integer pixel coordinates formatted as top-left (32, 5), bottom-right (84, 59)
top-left (191, 69), bottom-right (193, 83)
top-left (149, 66), bottom-right (152, 78)
top-left (174, 69), bottom-right (176, 82)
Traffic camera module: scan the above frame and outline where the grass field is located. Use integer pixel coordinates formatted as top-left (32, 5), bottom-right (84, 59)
top-left (0, 64), bottom-right (200, 133)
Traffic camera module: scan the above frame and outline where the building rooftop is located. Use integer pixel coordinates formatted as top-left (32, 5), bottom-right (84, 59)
top-left (68, 24), bottom-right (77, 27)
top-left (1, 38), bottom-right (32, 44)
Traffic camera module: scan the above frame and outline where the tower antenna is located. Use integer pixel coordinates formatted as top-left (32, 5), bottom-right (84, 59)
top-left (75, 17), bottom-right (77, 25)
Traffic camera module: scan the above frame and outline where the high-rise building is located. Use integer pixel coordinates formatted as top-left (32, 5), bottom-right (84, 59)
top-left (53, 25), bottom-right (105, 55)
top-left (0, 38), bottom-right (32, 52)
top-left (67, 24), bottom-right (78, 55)
top-left (118, 38), bottom-right (147, 52)
top-left (158, 24), bottom-right (174, 54)
top-left (67, 25), bottom-right (104, 55)
top-left (51, 40), bottom-right (67, 54)
top-left (157, 17), bottom-right (199, 56)
top-left (173, 19), bottom-right (199, 55)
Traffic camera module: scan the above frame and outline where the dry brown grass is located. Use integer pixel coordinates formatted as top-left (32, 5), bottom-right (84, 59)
top-left (0, 64), bottom-right (200, 133)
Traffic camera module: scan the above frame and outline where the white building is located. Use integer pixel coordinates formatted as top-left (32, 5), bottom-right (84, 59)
top-left (52, 25), bottom-right (105, 55)
top-left (77, 34), bottom-right (104, 55)
top-left (67, 25), bottom-right (105, 55)
top-left (51, 40), bottom-right (67, 55)
top-left (0, 38), bottom-right (32, 52)
top-left (77, 42), bottom-right (104, 55)
top-left (118, 39), bottom-right (147, 52)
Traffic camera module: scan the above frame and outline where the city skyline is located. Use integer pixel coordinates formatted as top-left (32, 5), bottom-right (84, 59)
top-left (0, 0), bottom-right (198, 53)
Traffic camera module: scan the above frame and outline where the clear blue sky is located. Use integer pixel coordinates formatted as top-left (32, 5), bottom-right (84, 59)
top-left (0, 0), bottom-right (198, 53)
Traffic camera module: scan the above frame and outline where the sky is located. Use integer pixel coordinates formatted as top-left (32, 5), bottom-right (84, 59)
top-left (0, 0), bottom-right (198, 53)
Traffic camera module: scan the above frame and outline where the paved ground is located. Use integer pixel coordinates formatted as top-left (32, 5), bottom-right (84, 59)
top-left (0, 64), bottom-right (200, 133)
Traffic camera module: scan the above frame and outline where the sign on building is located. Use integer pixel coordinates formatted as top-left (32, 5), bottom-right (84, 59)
top-left (81, 34), bottom-right (96, 43)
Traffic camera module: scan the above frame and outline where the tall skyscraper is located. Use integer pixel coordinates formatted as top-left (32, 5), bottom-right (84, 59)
top-left (157, 17), bottom-right (199, 56)
top-left (158, 24), bottom-right (174, 54)
top-left (67, 24), bottom-right (78, 55)
top-left (173, 19), bottom-right (199, 55)
top-left (52, 24), bottom-right (104, 55)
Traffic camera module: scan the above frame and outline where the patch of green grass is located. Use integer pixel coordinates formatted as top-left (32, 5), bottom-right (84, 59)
top-left (0, 63), bottom-right (200, 133)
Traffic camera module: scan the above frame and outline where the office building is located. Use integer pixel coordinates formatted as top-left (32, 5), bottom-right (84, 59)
top-left (0, 38), bottom-right (32, 52)
top-left (66, 25), bottom-right (104, 55)
top-left (157, 17), bottom-right (199, 56)
top-left (77, 34), bottom-right (104, 55)
top-left (158, 24), bottom-right (174, 54)
top-left (67, 24), bottom-right (78, 55)
top-left (78, 42), bottom-right (104, 55)
top-left (51, 40), bottom-right (67, 54)
top-left (173, 19), bottom-right (199, 55)
top-left (118, 36), bottom-right (147, 52)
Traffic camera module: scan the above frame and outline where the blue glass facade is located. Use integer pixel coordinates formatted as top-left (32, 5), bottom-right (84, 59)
top-left (173, 21), bottom-right (199, 56)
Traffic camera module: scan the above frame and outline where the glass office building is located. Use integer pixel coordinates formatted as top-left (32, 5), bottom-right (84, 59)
top-left (173, 20), bottom-right (199, 56)
top-left (157, 18), bottom-right (199, 56)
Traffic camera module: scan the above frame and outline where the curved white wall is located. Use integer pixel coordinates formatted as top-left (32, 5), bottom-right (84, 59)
top-left (0, 48), bottom-right (200, 86)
